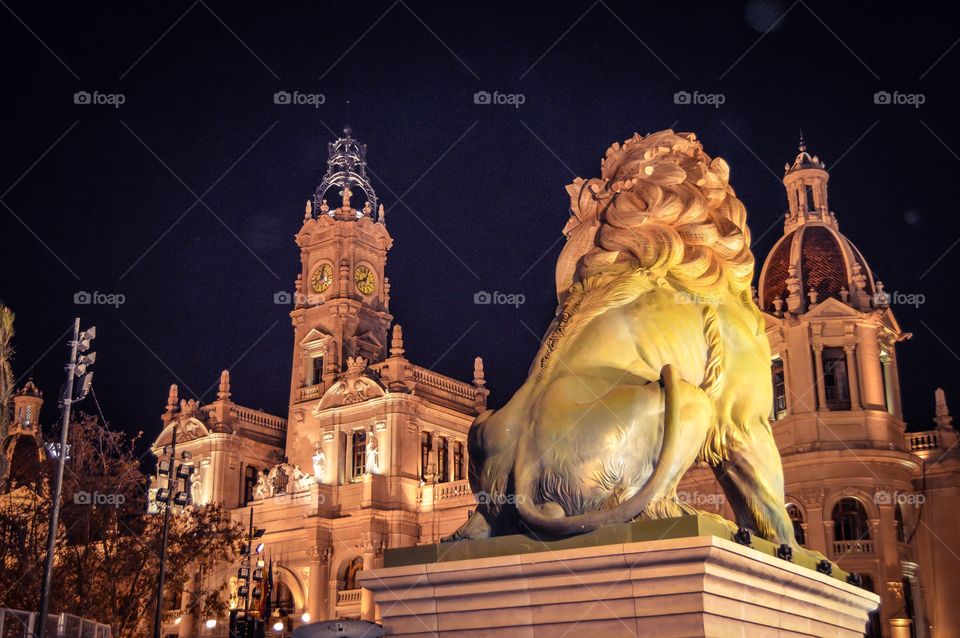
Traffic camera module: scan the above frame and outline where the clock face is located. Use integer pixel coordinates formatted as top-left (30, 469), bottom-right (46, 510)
top-left (354, 264), bottom-right (376, 295)
top-left (311, 263), bottom-right (333, 293)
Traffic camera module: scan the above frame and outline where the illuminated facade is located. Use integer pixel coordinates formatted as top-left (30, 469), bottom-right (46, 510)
top-left (146, 132), bottom-right (960, 637)
top-left (678, 139), bottom-right (959, 638)
top-left (151, 129), bottom-right (485, 634)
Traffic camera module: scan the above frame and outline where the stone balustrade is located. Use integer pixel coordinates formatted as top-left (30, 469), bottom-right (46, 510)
top-left (336, 589), bottom-right (362, 605)
top-left (905, 430), bottom-right (940, 452)
top-left (832, 539), bottom-right (874, 556)
top-left (233, 407), bottom-right (287, 432)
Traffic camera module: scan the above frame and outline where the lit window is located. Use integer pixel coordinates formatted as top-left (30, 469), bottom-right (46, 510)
top-left (771, 358), bottom-right (787, 421)
top-left (453, 442), bottom-right (464, 481)
top-left (420, 432), bottom-right (432, 480)
top-left (437, 437), bottom-right (449, 483)
top-left (822, 348), bottom-right (850, 410)
top-left (351, 431), bottom-right (366, 479)
top-left (832, 498), bottom-right (870, 542)
top-left (786, 504), bottom-right (805, 546)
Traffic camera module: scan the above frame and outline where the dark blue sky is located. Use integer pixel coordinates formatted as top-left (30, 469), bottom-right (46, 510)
top-left (2, 1), bottom-right (958, 447)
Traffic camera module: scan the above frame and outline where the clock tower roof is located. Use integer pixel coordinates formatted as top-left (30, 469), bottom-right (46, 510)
top-left (312, 126), bottom-right (382, 223)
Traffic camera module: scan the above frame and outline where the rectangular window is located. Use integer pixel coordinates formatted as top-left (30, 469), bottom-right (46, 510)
top-left (437, 437), bottom-right (449, 483)
top-left (352, 430), bottom-right (367, 479)
top-left (771, 358), bottom-right (787, 421)
top-left (312, 356), bottom-right (324, 386)
top-left (822, 348), bottom-right (850, 410)
top-left (420, 432), bottom-right (432, 480)
top-left (453, 441), bottom-right (464, 481)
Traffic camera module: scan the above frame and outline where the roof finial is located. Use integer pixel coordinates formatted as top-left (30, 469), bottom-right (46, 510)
top-left (218, 369), bottom-right (231, 401)
top-left (798, 129), bottom-right (806, 153)
top-left (473, 356), bottom-right (486, 387)
top-left (390, 324), bottom-right (405, 357)
top-left (166, 384), bottom-right (179, 413)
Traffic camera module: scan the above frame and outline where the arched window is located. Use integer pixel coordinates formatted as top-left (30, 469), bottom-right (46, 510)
top-left (343, 556), bottom-right (363, 591)
top-left (272, 581), bottom-right (295, 615)
top-left (786, 504), bottom-right (806, 546)
top-left (832, 498), bottom-right (870, 541)
top-left (351, 430), bottom-right (367, 479)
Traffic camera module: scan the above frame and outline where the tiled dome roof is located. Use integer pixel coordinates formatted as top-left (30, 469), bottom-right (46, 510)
top-left (758, 224), bottom-right (875, 313)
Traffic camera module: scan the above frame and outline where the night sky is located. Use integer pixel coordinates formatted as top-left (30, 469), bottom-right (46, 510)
top-left (2, 1), bottom-right (958, 450)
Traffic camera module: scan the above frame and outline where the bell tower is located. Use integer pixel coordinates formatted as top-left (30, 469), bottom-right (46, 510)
top-left (289, 127), bottom-right (393, 408)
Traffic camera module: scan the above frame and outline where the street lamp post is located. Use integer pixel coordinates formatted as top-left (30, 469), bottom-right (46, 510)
top-left (35, 319), bottom-right (95, 638)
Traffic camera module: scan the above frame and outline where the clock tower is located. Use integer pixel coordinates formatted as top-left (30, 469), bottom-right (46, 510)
top-left (288, 127), bottom-right (392, 408)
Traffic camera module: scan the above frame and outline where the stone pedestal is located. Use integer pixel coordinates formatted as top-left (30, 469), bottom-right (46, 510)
top-left (361, 520), bottom-right (878, 637)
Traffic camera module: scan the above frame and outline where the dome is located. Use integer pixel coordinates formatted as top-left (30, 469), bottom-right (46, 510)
top-left (758, 224), bottom-right (876, 313)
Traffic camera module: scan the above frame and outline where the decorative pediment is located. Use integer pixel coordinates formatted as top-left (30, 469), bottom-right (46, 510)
top-left (300, 328), bottom-right (332, 356)
top-left (802, 296), bottom-right (862, 319)
top-left (154, 416), bottom-right (211, 448)
top-left (315, 357), bottom-right (386, 412)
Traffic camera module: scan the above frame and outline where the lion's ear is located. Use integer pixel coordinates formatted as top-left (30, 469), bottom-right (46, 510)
top-left (710, 157), bottom-right (730, 183)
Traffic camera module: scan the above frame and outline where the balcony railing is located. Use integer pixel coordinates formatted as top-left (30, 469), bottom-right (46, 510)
top-left (905, 430), bottom-right (940, 452)
top-left (336, 589), bottom-right (362, 606)
top-left (435, 479), bottom-right (471, 501)
top-left (233, 407), bottom-right (287, 432)
top-left (299, 384), bottom-right (324, 402)
top-left (832, 540), bottom-right (874, 556)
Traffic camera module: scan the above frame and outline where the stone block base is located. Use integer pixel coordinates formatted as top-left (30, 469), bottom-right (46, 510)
top-left (361, 535), bottom-right (878, 637)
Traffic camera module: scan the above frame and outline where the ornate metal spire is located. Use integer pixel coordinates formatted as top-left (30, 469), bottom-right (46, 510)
top-left (314, 126), bottom-right (380, 221)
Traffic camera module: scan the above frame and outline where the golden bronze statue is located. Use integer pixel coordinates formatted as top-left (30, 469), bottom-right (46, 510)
top-left (450, 130), bottom-right (805, 555)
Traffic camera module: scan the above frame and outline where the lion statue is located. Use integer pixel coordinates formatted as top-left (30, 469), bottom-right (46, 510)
top-left (447, 130), bottom-right (803, 553)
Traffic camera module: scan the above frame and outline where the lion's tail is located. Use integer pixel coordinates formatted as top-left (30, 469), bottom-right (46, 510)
top-left (515, 364), bottom-right (712, 536)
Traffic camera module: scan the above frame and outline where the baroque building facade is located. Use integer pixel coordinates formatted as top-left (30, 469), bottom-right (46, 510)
top-left (140, 131), bottom-right (960, 638)
top-left (150, 129), bottom-right (485, 636)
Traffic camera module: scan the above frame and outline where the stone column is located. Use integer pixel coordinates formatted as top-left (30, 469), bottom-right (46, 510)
top-left (812, 344), bottom-right (827, 410)
top-left (857, 328), bottom-right (884, 408)
top-left (888, 349), bottom-right (904, 419)
top-left (843, 345), bottom-right (861, 409)
top-left (781, 350), bottom-right (794, 416)
top-left (307, 545), bottom-right (331, 621)
top-left (359, 533), bottom-right (384, 622)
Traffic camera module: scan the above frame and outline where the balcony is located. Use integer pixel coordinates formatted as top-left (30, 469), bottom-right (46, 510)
top-left (298, 384), bottom-right (324, 402)
top-left (831, 540), bottom-right (874, 556)
top-left (905, 430), bottom-right (940, 453)
top-left (336, 589), bottom-right (362, 605)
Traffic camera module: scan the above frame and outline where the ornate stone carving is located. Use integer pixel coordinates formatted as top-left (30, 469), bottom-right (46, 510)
top-left (357, 532), bottom-right (384, 556)
top-left (797, 487), bottom-right (825, 510)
